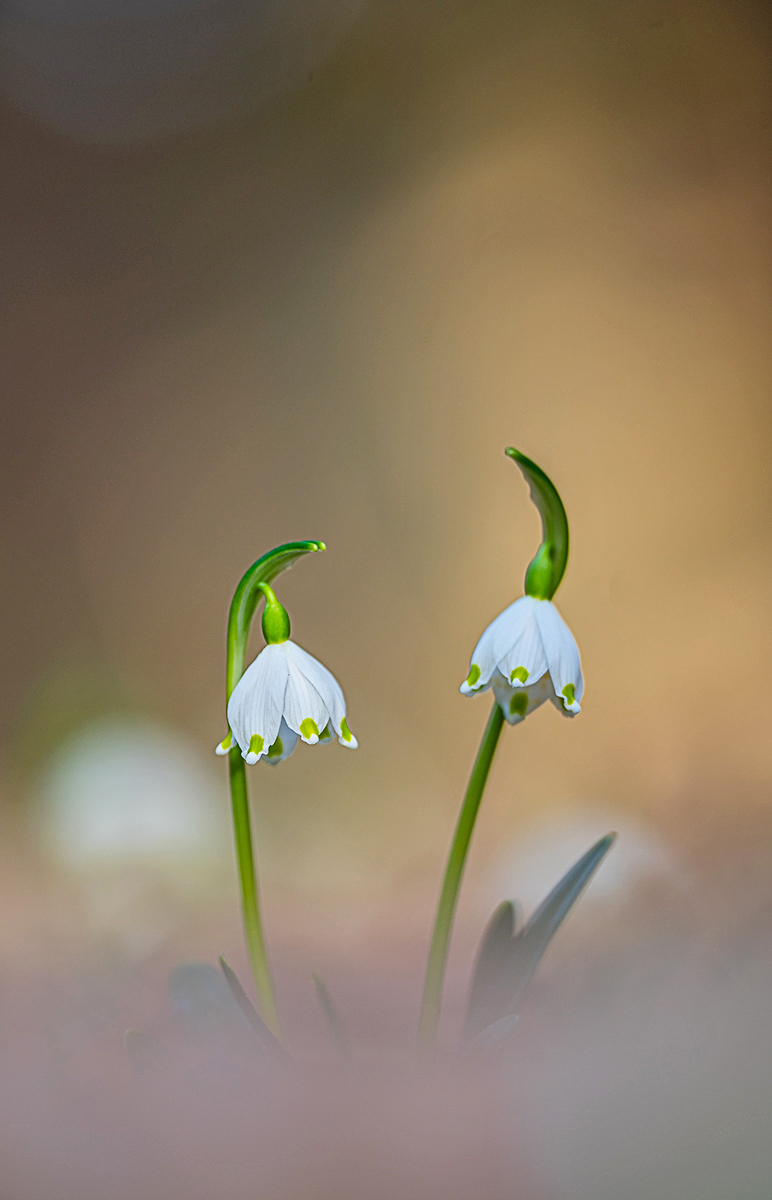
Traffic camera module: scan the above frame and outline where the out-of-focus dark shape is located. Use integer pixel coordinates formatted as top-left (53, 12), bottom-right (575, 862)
top-left (463, 899), bottom-right (517, 1041)
top-left (313, 971), bottom-right (351, 1061)
top-left (220, 955), bottom-right (293, 1064)
top-left (471, 1011), bottom-right (518, 1051)
top-left (169, 960), bottom-right (246, 1037)
top-left (0, 0), bottom-right (367, 141)
top-left (463, 833), bottom-right (616, 1043)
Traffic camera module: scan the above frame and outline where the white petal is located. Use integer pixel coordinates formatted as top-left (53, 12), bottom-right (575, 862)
top-left (282, 645), bottom-right (331, 743)
top-left (532, 600), bottom-right (583, 714)
top-left (492, 670), bottom-right (553, 725)
top-left (499, 604), bottom-right (548, 689)
top-left (284, 641), bottom-right (356, 746)
top-left (264, 718), bottom-right (299, 766)
top-left (227, 644), bottom-right (288, 761)
top-left (460, 597), bottom-right (538, 694)
top-left (284, 642), bottom-right (343, 723)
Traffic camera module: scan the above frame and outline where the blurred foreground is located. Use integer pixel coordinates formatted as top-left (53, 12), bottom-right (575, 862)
top-left (2, 767), bottom-right (772, 1199)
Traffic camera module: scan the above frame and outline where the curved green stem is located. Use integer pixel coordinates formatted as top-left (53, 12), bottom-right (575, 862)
top-left (506, 447), bottom-right (569, 600)
top-left (226, 542), bottom-right (324, 698)
top-left (418, 701), bottom-right (505, 1052)
top-left (223, 541), bottom-right (324, 1044)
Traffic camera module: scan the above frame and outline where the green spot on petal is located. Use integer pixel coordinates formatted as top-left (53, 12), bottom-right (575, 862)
top-left (340, 718), bottom-right (353, 743)
top-left (300, 718), bottom-right (320, 741)
top-left (248, 734), bottom-right (265, 756)
top-left (509, 692), bottom-right (528, 718)
top-left (267, 737), bottom-right (283, 759)
top-left (466, 664), bottom-right (481, 688)
top-left (562, 683), bottom-right (576, 707)
top-left (510, 666), bottom-right (529, 685)
top-left (319, 724), bottom-right (333, 742)
top-left (219, 733), bottom-right (233, 751)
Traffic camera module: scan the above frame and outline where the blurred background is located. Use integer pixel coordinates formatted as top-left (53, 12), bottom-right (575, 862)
top-left (1, 0), bottom-right (772, 1196)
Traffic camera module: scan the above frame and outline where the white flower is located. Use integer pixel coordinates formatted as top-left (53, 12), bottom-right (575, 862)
top-left (460, 596), bottom-right (583, 724)
top-left (216, 641), bottom-right (356, 764)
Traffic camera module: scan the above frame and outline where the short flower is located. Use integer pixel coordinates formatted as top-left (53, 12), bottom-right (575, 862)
top-left (460, 595), bottom-right (583, 724)
top-left (216, 641), bottom-right (357, 764)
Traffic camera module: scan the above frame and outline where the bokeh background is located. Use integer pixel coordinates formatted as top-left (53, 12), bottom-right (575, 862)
top-left (2, 0), bottom-right (772, 1197)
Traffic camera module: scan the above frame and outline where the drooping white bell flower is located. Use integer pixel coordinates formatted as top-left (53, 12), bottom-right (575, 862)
top-left (215, 582), bottom-right (355, 764)
top-left (460, 595), bottom-right (582, 725)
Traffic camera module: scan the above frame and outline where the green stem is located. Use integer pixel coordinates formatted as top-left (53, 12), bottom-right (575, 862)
top-left (228, 751), bottom-right (283, 1042)
top-left (418, 700), bottom-right (505, 1052)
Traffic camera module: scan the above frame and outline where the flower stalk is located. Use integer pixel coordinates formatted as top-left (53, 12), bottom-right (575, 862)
top-left (228, 749), bottom-right (282, 1039)
top-left (417, 701), bottom-right (504, 1052)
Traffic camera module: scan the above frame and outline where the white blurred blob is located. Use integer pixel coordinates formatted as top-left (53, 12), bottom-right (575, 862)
top-left (0, 0), bottom-right (367, 142)
top-left (484, 808), bottom-right (685, 917)
top-left (36, 716), bottom-right (225, 866)
top-left (34, 717), bottom-right (229, 952)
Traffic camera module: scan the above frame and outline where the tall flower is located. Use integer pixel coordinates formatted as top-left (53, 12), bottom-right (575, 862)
top-left (217, 540), bottom-right (354, 1043)
top-left (419, 447), bottom-right (582, 1053)
top-left (216, 583), bottom-right (356, 765)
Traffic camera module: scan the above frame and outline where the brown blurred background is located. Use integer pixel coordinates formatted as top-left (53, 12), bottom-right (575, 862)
top-left (1, 0), bottom-right (772, 1196)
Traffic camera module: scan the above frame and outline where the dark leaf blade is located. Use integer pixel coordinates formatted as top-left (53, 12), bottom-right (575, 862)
top-left (461, 833), bottom-right (616, 1044)
top-left (471, 1013), bottom-right (519, 1052)
top-left (219, 956), bottom-right (293, 1067)
top-left (313, 974), bottom-right (350, 1062)
top-left (462, 901), bottom-right (518, 1040)
top-left (507, 832), bottom-right (617, 1012)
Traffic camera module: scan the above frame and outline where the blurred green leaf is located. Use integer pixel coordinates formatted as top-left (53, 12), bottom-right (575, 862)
top-left (463, 833), bottom-right (616, 1043)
